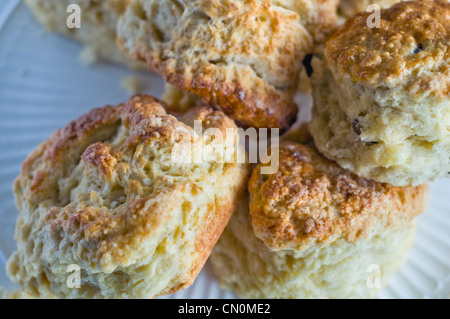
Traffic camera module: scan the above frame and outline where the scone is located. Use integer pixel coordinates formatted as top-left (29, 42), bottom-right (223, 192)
top-left (338, 0), bottom-right (401, 19)
top-left (24, 0), bottom-right (144, 69)
top-left (117, 0), bottom-right (339, 130)
top-left (309, 0), bottom-right (450, 186)
top-left (7, 95), bottom-right (249, 299)
top-left (210, 142), bottom-right (428, 299)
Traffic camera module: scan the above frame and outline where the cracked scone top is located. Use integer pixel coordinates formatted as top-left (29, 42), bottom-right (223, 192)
top-left (211, 142), bottom-right (428, 298)
top-left (7, 95), bottom-right (249, 299)
top-left (117, 0), bottom-right (339, 130)
top-left (310, 0), bottom-right (450, 186)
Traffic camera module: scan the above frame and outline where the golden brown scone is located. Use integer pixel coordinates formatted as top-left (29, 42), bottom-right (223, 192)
top-left (7, 95), bottom-right (249, 299)
top-left (310, 0), bottom-right (450, 186)
top-left (211, 142), bottom-right (428, 298)
top-left (117, 0), bottom-right (339, 130)
top-left (338, 0), bottom-right (401, 19)
top-left (24, 0), bottom-right (145, 69)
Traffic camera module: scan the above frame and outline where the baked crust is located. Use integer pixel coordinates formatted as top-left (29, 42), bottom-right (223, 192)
top-left (309, 0), bottom-right (450, 186)
top-left (210, 189), bottom-right (420, 298)
top-left (248, 142), bottom-right (428, 250)
top-left (327, 0), bottom-right (450, 98)
top-left (117, 0), bottom-right (339, 129)
top-left (8, 95), bottom-right (249, 298)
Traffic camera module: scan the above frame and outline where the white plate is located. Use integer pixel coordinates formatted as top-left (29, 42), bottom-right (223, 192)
top-left (0, 0), bottom-right (449, 299)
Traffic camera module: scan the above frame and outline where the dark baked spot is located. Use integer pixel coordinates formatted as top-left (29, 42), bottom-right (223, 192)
top-left (414, 44), bottom-right (423, 54)
top-left (352, 119), bottom-right (378, 144)
top-left (303, 54), bottom-right (314, 77)
top-left (352, 119), bottom-right (362, 135)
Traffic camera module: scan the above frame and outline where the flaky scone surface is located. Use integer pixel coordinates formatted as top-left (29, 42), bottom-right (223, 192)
top-left (249, 142), bottom-right (428, 250)
top-left (310, 0), bottom-right (450, 186)
top-left (117, 0), bottom-right (339, 129)
top-left (24, 0), bottom-right (144, 69)
top-left (7, 95), bottom-right (248, 299)
top-left (211, 142), bottom-right (428, 298)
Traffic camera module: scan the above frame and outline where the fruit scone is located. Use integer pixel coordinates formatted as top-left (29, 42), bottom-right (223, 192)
top-left (7, 95), bottom-right (249, 298)
top-left (24, 0), bottom-right (145, 69)
top-left (117, 0), bottom-right (339, 130)
top-left (210, 141), bottom-right (428, 299)
top-left (309, 0), bottom-right (450, 186)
